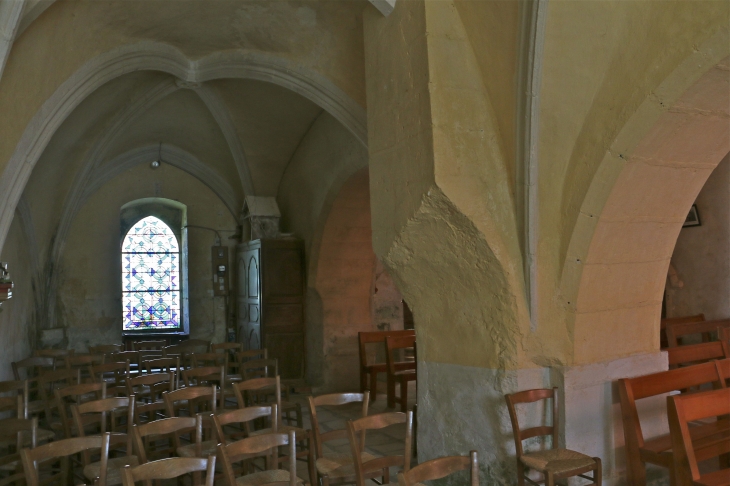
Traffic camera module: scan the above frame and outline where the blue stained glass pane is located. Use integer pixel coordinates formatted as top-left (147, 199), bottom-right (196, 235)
top-left (121, 216), bottom-right (181, 331)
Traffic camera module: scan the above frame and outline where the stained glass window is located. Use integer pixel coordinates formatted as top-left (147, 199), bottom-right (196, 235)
top-left (122, 216), bottom-right (180, 331)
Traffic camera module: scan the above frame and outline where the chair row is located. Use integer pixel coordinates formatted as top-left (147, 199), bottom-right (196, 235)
top-left (358, 330), bottom-right (416, 411)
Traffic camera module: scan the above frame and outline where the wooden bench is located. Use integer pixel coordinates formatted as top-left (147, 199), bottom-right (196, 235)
top-left (358, 330), bottom-right (415, 401)
top-left (666, 341), bottom-right (730, 369)
top-left (661, 314), bottom-right (705, 348)
top-left (666, 319), bottom-right (730, 348)
top-left (618, 358), bottom-right (729, 486)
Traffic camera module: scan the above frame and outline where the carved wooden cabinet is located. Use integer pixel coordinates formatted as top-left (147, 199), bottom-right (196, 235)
top-left (237, 239), bottom-right (304, 379)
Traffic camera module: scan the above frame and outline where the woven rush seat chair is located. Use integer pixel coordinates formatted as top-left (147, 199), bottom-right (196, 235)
top-left (505, 387), bottom-right (601, 486)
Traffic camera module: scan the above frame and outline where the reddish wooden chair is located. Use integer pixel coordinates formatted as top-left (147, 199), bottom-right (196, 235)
top-left (668, 387), bottom-right (730, 486)
top-left (667, 340), bottom-right (730, 369)
top-left (385, 335), bottom-right (416, 411)
top-left (358, 330), bottom-right (414, 401)
top-left (505, 387), bottom-right (601, 486)
top-left (661, 314), bottom-right (705, 348)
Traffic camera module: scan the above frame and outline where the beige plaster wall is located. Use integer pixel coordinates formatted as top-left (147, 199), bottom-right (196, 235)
top-left (56, 162), bottom-right (237, 350)
top-left (665, 153), bottom-right (730, 320)
top-left (0, 217), bottom-right (34, 379)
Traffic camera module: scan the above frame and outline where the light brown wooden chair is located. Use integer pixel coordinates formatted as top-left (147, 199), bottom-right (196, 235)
top-left (20, 432), bottom-right (111, 486)
top-left (162, 386), bottom-right (218, 458)
top-left (239, 362), bottom-right (301, 428)
top-left (163, 340), bottom-right (210, 369)
top-left (218, 430), bottom-right (299, 486)
top-left (38, 368), bottom-right (81, 434)
top-left (0, 417), bottom-right (37, 486)
top-left (125, 373), bottom-right (174, 424)
top-left (668, 387), bottom-right (730, 486)
top-left (385, 335), bottom-right (416, 412)
top-left (132, 341), bottom-right (166, 364)
top-left (358, 331), bottom-right (415, 401)
top-left (141, 357), bottom-right (180, 386)
top-left (213, 404), bottom-right (277, 446)
top-left (232, 378), bottom-right (313, 484)
top-left (308, 392), bottom-right (370, 486)
top-left (182, 366), bottom-right (225, 389)
top-left (89, 345), bottom-right (123, 355)
top-left (346, 411), bottom-right (413, 486)
top-left (66, 354), bottom-right (105, 382)
top-left (110, 351), bottom-right (142, 375)
top-left (12, 357), bottom-right (55, 417)
top-left (397, 450), bottom-right (478, 486)
top-left (91, 361), bottom-right (130, 397)
top-left (132, 415), bottom-right (202, 463)
top-left (505, 388), bottom-right (601, 486)
top-left (121, 456), bottom-right (216, 486)
top-left (71, 396), bottom-right (139, 486)
top-left (54, 380), bottom-right (107, 438)
top-left (34, 349), bottom-right (75, 369)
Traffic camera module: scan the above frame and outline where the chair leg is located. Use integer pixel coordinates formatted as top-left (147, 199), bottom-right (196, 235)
top-left (400, 378), bottom-right (408, 413)
top-left (546, 471), bottom-right (554, 486)
top-left (370, 370), bottom-right (378, 401)
top-left (624, 454), bottom-right (646, 486)
top-left (387, 374), bottom-right (395, 408)
top-left (593, 457), bottom-right (602, 486)
top-left (516, 461), bottom-right (525, 486)
top-left (360, 369), bottom-right (367, 394)
top-left (307, 437), bottom-right (317, 486)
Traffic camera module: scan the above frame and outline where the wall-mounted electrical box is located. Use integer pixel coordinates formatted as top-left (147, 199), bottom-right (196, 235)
top-left (212, 246), bottom-right (229, 296)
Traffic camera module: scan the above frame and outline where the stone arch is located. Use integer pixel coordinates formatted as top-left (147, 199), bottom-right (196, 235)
top-left (0, 41), bottom-right (367, 253)
top-left (562, 46), bottom-right (730, 364)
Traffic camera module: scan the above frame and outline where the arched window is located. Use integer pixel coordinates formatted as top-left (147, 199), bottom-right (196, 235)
top-left (122, 216), bottom-right (181, 330)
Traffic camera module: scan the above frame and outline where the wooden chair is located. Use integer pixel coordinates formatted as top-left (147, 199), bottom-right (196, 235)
top-left (667, 340), bottom-right (730, 369)
top-left (240, 361), bottom-right (301, 427)
top-left (141, 356), bottom-right (179, 380)
top-left (125, 373), bottom-right (174, 424)
top-left (218, 430), bottom-right (299, 486)
top-left (385, 335), bottom-right (416, 411)
top-left (91, 361), bottom-right (130, 396)
top-left (191, 352), bottom-right (227, 370)
top-left (34, 349), bottom-right (75, 369)
top-left (89, 345), bottom-right (123, 355)
top-left (232, 378), bottom-right (313, 484)
top-left (0, 417), bottom-right (37, 486)
top-left (666, 319), bottom-right (730, 348)
top-left (212, 343), bottom-right (244, 381)
top-left (346, 411), bottom-right (413, 486)
top-left (181, 366), bottom-right (225, 390)
top-left (505, 388), bottom-right (601, 486)
top-left (71, 396), bottom-right (139, 486)
top-left (12, 356), bottom-right (55, 416)
top-left (308, 392), bottom-right (370, 486)
top-left (163, 340), bottom-right (210, 369)
top-left (20, 432), bottom-right (111, 486)
top-left (54, 380), bottom-right (107, 438)
top-left (661, 314), bottom-right (705, 348)
top-left (66, 354), bottom-right (105, 383)
top-left (132, 415), bottom-right (203, 463)
top-left (162, 386), bottom-right (218, 458)
top-left (37, 368), bottom-right (81, 432)
top-left (0, 379), bottom-right (28, 418)
top-left (358, 330), bottom-right (415, 401)
top-left (398, 450), bottom-right (478, 486)
top-left (110, 351), bottom-right (141, 375)
top-left (668, 387), bottom-right (730, 486)
top-left (213, 405), bottom-right (276, 446)
top-left (618, 360), bottom-right (729, 486)
top-left (121, 456), bottom-right (216, 486)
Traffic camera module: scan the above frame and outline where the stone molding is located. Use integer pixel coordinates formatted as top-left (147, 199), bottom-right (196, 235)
top-left (0, 40), bottom-right (367, 254)
top-left (0, 0), bottom-right (23, 81)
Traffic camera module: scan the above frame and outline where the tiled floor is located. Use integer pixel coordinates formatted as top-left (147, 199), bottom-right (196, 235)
top-left (289, 380), bottom-right (418, 484)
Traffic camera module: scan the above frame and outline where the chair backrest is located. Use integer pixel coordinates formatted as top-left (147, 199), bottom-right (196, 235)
top-left (667, 387), bottom-right (730, 484)
top-left (0, 379), bottom-right (29, 418)
top-left (504, 388), bottom-right (558, 459)
top-left (309, 392), bottom-right (369, 459)
top-left (12, 356), bottom-right (54, 381)
top-left (38, 368), bottom-right (81, 424)
top-left (666, 318), bottom-right (730, 348)
top-left (34, 349), bottom-right (75, 368)
top-left (618, 359), bottom-right (726, 452)
top-left (0, 416), bottom-right (37, 451)
top-left (54, 381), bottom-right (107, 438)
top-left (218, 430), bottom-right (296, 486)
top-left (133, 340), bottom-right (167, 351)
top-left (91, 361), bottom-right (130, 394)
top-left (236, 349), bottom-right (268, 363)
top-left (385, 335), bottom-right (416, 375)
top-left (121, 456), bottom-right (216, 486)
top-left (232, 377), bottom-right (281, 421)
top-left (666, 340), bottom-right (730, 368)
top-left (347, 411), bottom-right (413, 486)
top-left (126, 372), bottom-right (174, 400)
top-left (142, 357), bottom-right (180, 387)
top-left (191, 353), bottom-right (226, 369)
top-left (213, 405), bottom-right (276, 445)
top-left (211, 342), bottom-right (243, 354)
top-left (358, 330), bottom-right (415, 368)
top-left (398, 451), bottom-right (478, 486)
top-left (241, 358), bottom-right (278, 380)
top-left (132, 415), bottom-right (201, 463)
top-left (163, 385), bottom-right (217, 418)
top-left (21, 432), bottom-right (110, 486)
top-left (71, 395), bottom-right (136, 463)
top-left (182, 366), bottom-right (224, 389)
top-left (111, 351), bottom-right (141, 368)
top-left (89, 344), bottom-right (123, 354)
top-left (66, 354), bottom-right (105, 382)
